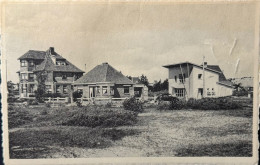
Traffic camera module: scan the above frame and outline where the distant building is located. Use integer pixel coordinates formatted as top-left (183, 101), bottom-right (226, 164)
top-left (74, 63), bottom-right (148, 100)
top-left (17, 47), bottom-right (84, 98)
top-left (230, 77), bottom-right (253, 91)
top-left (163, 62), bottom-right (233, 99)
top-left (130, 77), bottom-right (148, 99)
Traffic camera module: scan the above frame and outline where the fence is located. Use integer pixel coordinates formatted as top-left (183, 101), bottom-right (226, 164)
top-left (44, 97), bottom-right (69, 103)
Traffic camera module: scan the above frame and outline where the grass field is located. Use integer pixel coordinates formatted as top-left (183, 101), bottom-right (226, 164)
top-left (8, 104), bottom-right (253, 158)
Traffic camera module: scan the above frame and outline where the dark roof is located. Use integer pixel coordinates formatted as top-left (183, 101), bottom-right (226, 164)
top-left (217, 81), bottom-right (234, 88)
top-left (74, 63), bottom-right (134, 85)
top-left (207, 65), bottom-right (226, 81)
top-left (34, 54), bottom-right (84, 73)
top-left (163, 61), bottom-right (222, 74)
top-left (18, 50), bottom-right (46, 60)
top-left (19, 47), bottom-right (84, 73)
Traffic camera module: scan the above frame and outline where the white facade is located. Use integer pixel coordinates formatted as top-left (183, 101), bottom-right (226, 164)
top-left (166, 64), bottom-right (233, 99)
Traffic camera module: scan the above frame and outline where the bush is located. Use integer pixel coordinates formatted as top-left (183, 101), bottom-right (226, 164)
top-left (45, 103), bottom-right (51, 108)
top-left (186, 97), bottom-right (242, 110)
top-left (60, 106), bottom-right (138, 127)
top-left (73, 91), bottom-right (82, 102)
top-left (123, 97), bottom-right (144, 113)
top-left (156, 98), bottom-right (185, 110)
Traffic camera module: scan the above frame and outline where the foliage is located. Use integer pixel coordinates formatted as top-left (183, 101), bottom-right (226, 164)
top-left (186, 97), bottom-right (242, 110)
top-left (156, 97), bottom-right (243, 110)
top-left (73, 91), bottom-right (82, 102)
top-left (123, 97), bottom-right (144, 113)
top-left (157, 99), bottom-right (185, 110)
top-left (34, 71), bottom-right (48, 103)
top-left (152, 79), bottom-right (168, 92)
top-left (140, 74), bottom-right (149, 87)
top-left (60, 106), bottom-right (138, 127)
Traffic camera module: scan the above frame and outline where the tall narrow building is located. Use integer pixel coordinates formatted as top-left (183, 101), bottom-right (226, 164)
top-left (17, 47), bottom-right (84, 98)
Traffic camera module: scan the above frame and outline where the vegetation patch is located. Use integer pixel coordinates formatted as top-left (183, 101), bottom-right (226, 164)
top-left (123, 97), bottom-right (144, 113)
top-left (9, 127), bottom-right (139, 159)
top-left (176, 141), bottom-right (252, 157)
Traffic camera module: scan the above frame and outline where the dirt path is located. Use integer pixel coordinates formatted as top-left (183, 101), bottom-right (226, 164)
top-left (43, 109), bottom-right (252, 158)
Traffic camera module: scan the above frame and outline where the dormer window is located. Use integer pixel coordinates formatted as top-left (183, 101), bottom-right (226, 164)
top-left (21, 60), bottom-right (27, 67)
top-left (56, 60), bottom-right (66, 66)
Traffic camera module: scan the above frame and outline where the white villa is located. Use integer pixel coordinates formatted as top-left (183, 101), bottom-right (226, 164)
top-left (163, 62), bottom-right (233, 99)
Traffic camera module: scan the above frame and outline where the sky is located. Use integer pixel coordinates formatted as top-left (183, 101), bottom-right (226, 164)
top-left (3, 2), bottom-right (257, 83)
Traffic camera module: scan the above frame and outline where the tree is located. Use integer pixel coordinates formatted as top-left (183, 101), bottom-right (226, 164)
top-left (140, 74), bottom-right (149, 86)
top-left (126, 75), bottom-right (132, 80)
top-left (34, 71), bottom-right (48, 102)
top-left (153, 80), bottom-right (162, 92)
top-left (161, 79), bottom-right (168, 91)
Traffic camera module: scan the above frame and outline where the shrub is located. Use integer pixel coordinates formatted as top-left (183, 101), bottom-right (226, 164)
top-left (157, 101), bottom-right (171, 110)
top-left (186, 97), bottom-right (242, 110)
top-left (73, 91), bottom-right (82, 102)
top-left (123, 97), bottom-right (144, 113)
top-left (45, 103), bottom-right (51, 108)
top-left (156, 99), bottom-right (185, 110)
top-left (60, 106), bottom-right (138, 127)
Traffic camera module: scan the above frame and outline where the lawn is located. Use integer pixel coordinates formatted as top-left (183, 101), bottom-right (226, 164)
top-left (8, 104), bottom-right (253, 158)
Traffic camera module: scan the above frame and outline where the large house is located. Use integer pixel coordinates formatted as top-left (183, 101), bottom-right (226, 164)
top-left (17, 47), bottom-right (84, 98)
top-left (74, 62), bottom-right (148, 99)
top-left (163, 62), bottom-right (233, 99)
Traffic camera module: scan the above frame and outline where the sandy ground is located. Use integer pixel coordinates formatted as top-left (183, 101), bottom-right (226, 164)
top-left (24, 109), bottom-right (251, 158)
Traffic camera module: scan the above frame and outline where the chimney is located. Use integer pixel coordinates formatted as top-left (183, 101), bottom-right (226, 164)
top-left (49, 47), bottom-right (55, 55)
top-left (49, 47), bottom-right (56, 64)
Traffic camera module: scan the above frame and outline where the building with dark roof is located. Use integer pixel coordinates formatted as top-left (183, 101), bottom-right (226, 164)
top-left (163, 61), bottom-right (233, 99)
top-left (74, 63), bottom-right (136, 99)
top-left (17, 47), bottom-right (84, 98)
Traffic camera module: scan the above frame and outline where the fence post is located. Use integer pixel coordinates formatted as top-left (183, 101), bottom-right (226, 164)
top-left (49, 97), bottom-right (51, 102)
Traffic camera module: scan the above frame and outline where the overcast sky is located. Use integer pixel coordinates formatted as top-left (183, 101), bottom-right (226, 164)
top-left (3, 2), bottom-right (256, 83)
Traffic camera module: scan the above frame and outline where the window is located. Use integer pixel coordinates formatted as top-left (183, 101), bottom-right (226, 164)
top-left (21, 73), bottom-right (28, 80)
top-left (56, 85), bottom-right (61, 93)
top-left (174, 76), bottom-right (177, 82)
top-left (102, 86), bottom-right (108, 95)
top-left (175, 88), bottom-right (185, 97)
top-left (62, 74), bottom-right (67, 80)
top-left (21, 60), bottom-right (27, 67)
top-left (46, 85), bottom-right (52, 93)
top-left (97, 86), bottom-right (100, 94)
top-left (124, 87), bottom-right (130, 94)
top-left (56, 61), bottom-right (66, 66)
top-left (63, 85), bottom-right (68, 94)
top-left (179, 74), bottom-right (185, 83)
top-left (207, 88), bottom-right (211, 96)
top-left (29, 73), bottom-right (34, 81)
top-left (22, 84), bottom-right (27, 93)
top-left (212, 88), bottom-right (215, 96)
top-left (28, 60), bottom-right (34, 67)
top-left (110, 87), bottom-right (114, 95)
top-left (198, 74), bottom-right (202, 79)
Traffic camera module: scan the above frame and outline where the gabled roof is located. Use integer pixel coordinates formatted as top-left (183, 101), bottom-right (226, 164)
top-left (217, 80), bottom-right (234, 88)
top-left (163, 61), bottom-right (222, 74)
top-left (74, 63), bottom-right (134, 85)
top-left (34, 53), bottom-right (84, 73)
top-left (206, 65), bottom-right (226, 81)
top-left (18, 50), bottom-right (46, 60)
top-left (18, 47), bottom-right (84, 73)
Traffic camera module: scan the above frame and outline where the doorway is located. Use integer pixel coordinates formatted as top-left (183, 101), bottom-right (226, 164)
top-left (89, 87), bottom-right (96, 98)
top-left (198, 88), bottom-right (203, 99)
